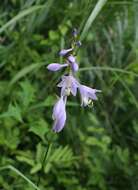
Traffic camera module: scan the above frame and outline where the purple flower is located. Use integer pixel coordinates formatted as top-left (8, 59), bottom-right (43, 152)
top-left (47, 29), bottom-right (101, 133)
top-left (68, 55), bottom-right (75, 63)
top-left (58, 75), bottom-right (79, 96)
top-left (47, 63), bottom-right (68, 71)
top-left (52, 96), bottom-right (66, 132)
top-left (67, 55), bottom-right (79, 72)
top-left (59, 48), bottom-right (73, 56)
top-left (70, 62), bottom-right (78, 72)
top-left (79, 85), bottom-right (101, 107)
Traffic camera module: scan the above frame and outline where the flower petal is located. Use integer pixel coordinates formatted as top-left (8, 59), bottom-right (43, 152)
top-left (87, 88), bottom-right (101, 100)
top-left (47, 63), bottom-right (68, 71)
top-left (71, 62), bottom-right (79, 72)
top-left (79, 85), bottom-right (101, 106)
top-left (57, 75), bottom-right (79, 96)
top-left (88, 90), bottom-right (98, 100)
top-left (52, 110), bottom-right (66, 132)
top-left (70, 77), bottom-right (79, 96)
top-left (52, 97), bottom-right (66, 132)
top-left (68, 55), bottom-right (76, 63)
top-left (52, 97), bottom-right (65, 119)
top-left (71, 82), bottom-right (77, 96)
top-left (59, 48), bottom-right (73, 56)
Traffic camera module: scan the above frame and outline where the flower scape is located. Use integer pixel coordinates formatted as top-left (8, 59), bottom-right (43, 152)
top-left (47, 29), bottom-right (101, 132)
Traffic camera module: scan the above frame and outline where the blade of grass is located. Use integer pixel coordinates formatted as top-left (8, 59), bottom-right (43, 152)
top-left (79, 66), bottom-right (138, 77)
top-left (113, 72), bottom-right (138, 108)
top-left (0, 5), bottom-right (45, 34)
top-left (0, 165), bottom-right (41, 190)
top-left (9, 62), bottom-right (46, 85)
top-left (134, 0), bottom-right (138, 48)
top-left (108, 1), bottom-right (138, 5)
top-left (27, 0), bottom-right (54, 32)
top-left (10, 63), bottom-right (138, 87)
top-left (10, 64), bottom-right (138, 87)
top-left (80, 0), bottom-right (108, 40)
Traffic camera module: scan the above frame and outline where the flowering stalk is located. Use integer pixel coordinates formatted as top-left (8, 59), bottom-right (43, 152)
top-left (47, 29), bottom-right (101, 132)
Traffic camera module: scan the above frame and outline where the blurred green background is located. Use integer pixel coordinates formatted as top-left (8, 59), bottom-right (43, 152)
top-left (0, 0), bottom-right (138, 189)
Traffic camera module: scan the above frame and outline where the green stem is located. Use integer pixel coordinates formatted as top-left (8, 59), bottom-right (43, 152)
top-left (37, 143), bottom-right (52, 188)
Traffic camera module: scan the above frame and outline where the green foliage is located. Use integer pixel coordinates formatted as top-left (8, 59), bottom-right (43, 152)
top-left (0, 0), bottom-right (138, 190)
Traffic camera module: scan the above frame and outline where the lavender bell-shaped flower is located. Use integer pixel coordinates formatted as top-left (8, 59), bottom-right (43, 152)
top-left (58, 75), bottom-right (79, 96)
top-left (67, 55), bottom-right (79, 72)
top-left (79, 85), bottom-right (101, 107)
top-left (52, 96), bottom-right (66, 132)
top-left (47, 63), bottom-right (68, 71)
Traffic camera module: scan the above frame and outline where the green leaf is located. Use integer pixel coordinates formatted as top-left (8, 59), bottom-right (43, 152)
top-left (30, 163), bottom-right (42, 174)
top-left (44, 145), bottom-right (74, 173)
top-left (16, 156), bottom-right (34, 166)
top-left (49, 30), bottom-right (60, 41)
top-left (29, 119), bottom-right (49, 141)
top-left (0, 123), bottom-right (20, 150)
top-left (19, 80), bottom-right (36, 108)
top-left (0, 103), bottom-right (22, 122)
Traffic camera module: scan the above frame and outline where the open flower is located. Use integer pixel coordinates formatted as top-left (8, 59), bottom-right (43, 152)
top-left (47, 63), bottom-right (68, 71)
top-left (67, 55), bottom-right (79, 72)
top-left (52, 96), bottom-right (66, 132)
top-left (58, 75), bottom-right (79, 96)
top-left (79, 85), bottom-right (101, 107)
